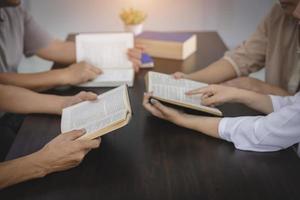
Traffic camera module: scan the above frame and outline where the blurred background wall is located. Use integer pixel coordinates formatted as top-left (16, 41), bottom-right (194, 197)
top-left (20, 0), bottom-right (275, 79)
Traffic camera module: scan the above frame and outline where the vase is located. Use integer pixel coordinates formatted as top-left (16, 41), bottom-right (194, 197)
top-left (124, 23), bottom-right (144, 36)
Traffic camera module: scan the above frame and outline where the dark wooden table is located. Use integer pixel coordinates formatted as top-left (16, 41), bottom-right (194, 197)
top-left (1, 32), bottom-right (300, 200)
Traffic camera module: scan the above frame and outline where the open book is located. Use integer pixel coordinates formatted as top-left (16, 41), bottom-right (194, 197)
top-left (145, 71), bottom-right (222, 116)
top-left (61, 85), bottom-right (132, 140)
top-left (76, 33), bottom-right (135, 87)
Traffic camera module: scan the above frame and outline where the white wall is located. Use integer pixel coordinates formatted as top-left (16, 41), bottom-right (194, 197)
top-left (20, 0), bottom-right (274, 79)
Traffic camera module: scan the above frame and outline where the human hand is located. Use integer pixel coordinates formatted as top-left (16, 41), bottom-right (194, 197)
top-left (60, 91), bottom-right (98, 112)
top-left (186, 84), bottom-right (241, 106)
top-left (143, 92), bottom-right (183, 124)
top-left (172, 72), bottom-right (188, 79)
top-left (36, 129), bottom-right (101, 175)
top-left (63, 61), bottom-right (102, 85)
top-left (128, 44), bottom-right (145, 72)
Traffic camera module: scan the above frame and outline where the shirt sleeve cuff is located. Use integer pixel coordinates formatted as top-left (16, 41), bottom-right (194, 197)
top-left (218, 118), bottom-right (232, 142)
top-left (270, 95), bottom-right (281, 112)
top-left (223, 56), bottom-right (242, 77)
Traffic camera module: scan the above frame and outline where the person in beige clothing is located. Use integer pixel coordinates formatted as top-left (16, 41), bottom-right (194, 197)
top-left (174, 0), bottom-right (300, 96)
top-left (142, 1), bottom-right (300, 155)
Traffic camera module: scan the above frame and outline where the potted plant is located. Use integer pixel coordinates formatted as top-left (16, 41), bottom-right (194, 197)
top-left (120, 8), bottom-right (147, 36)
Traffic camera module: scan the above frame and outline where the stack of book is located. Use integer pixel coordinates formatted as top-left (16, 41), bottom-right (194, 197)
top-left (136, 31), bottom-right (197, 60)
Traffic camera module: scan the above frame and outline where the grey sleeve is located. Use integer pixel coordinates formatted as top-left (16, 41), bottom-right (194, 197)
top-left (21, 8), bottom-right (54, 57)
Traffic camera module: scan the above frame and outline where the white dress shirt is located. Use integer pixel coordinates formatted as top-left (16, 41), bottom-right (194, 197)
top-left (218, 92), bottom-right (300, 152)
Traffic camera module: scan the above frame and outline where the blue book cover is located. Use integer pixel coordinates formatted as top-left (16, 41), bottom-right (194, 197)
top-left (136, 31), bottom-right (194, 43)
top-left (141, 53), bottom-right (154, 68)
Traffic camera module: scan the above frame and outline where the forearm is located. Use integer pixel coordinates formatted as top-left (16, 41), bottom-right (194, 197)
top-left (0, 152), bottom-right (47, 189)
top-left (0, 84), bottom-right (65, 115)
top-left (261, 84), bottom-right (291, 96)
top-left (174, 114), bottom-right (221, 138)
top-left (235, 89), bottom-right (273, 114)
top-left (0, 69), bottom-right (68, 91)
top-left (36, 40), bottom-right (76, 64)
top-left (187, 59), bottom-right (237, 83)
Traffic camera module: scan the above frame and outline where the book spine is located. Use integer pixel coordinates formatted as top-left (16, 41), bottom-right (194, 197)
top-left (136, 39), bottom-right (184, 60)
top-left (182, 35), bottom-right (197, 60)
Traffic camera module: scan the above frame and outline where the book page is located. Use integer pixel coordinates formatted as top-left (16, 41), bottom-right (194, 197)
top-left (92, 69), bottom-right (134, 82)
top-left (61, 85), bottom-right (129, 135)
top-left (78, 68), bottom-right (134, 87)
top-left (148, 72), bottom-right (207, 107)
top-left (76, 33), bottom-right (133, 69)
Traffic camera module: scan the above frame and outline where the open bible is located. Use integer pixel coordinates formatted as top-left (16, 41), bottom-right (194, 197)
top-left (61, 85), bottom-right (132, 140)
top-left (76, 33), bottom-right (135, 87)
top-left (145, 71), bottom-right (222, 116)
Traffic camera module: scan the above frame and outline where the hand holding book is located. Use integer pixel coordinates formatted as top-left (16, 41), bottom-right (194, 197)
top-left (127, 44), bottom-right (145, 72)
top-left (62, 61), bottom-right (102, 86)
top-left (145, 71), bottom-right (223, 116)
top-left (61, 85), bottom-right (132, 140)
top-left (76, 33), bottom-right (136, 87)
top-left (60, 91), bottom-right (98, 112)
top-left (143, 92), bottom-right (184, 125)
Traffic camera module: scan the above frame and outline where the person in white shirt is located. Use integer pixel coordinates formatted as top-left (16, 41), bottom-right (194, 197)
top-left (143, 84), bottom-right (300, 152)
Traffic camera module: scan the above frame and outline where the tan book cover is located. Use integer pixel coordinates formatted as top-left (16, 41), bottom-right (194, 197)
top-left (136, 31), bottom-right (197, 60)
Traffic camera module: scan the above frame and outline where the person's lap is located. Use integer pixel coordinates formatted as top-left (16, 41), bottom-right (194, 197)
top-left (0, 113), bottom-right (25, 161)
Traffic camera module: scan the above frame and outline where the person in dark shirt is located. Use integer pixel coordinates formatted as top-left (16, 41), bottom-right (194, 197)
top-left (0, 84), bottom-right (101, 189)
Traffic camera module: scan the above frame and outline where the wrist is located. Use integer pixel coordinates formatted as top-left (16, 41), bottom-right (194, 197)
top-left (232, 88), bottom-right (250, 104)
top-left (185, 73), bottom-right (194, 80)
top-left (267, 84), bottom-right (290, 96)
top-left (57, 68), bottom-right (71, 86)
top-left (56, 96), bottom-right (66, 115)
top-left (41, 94), bottom-right (66, 115)
top-left (27, 150), bottom-right (50, 178)
top-left (236, 89), bottom-right (259, 107)
top-left (172, 113), bottom-right (188, 126)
